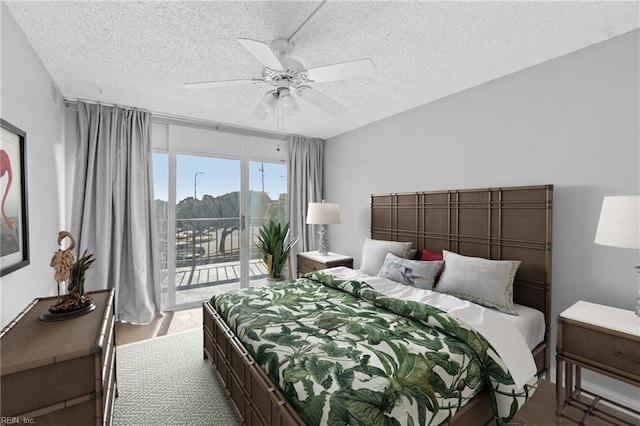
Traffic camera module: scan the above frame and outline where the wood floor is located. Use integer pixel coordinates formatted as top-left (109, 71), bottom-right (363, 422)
top-left (116, 307), bottom-right (203, 346)
top-left (115, 307), bottom-right (637, 426)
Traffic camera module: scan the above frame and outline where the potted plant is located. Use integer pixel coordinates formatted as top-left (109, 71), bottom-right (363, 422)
top-left (256, 220), bottom-right (299, 281)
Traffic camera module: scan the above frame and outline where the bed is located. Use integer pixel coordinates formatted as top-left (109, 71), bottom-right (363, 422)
top-left (203, 185), bottom-right (553, 426)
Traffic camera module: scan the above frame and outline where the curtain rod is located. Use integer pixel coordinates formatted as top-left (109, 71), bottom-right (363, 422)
top-left (64, 97), bottom-right (143, 111)
top-left (64, 98), bottom-right (297, 142)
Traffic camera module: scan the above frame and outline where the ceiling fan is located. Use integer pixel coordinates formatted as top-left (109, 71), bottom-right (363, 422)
top-left (184, 1), bottom-right (375, 121)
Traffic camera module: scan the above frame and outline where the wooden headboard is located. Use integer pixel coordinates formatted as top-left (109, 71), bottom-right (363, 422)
top-left (371, 185), bottom-right (553, 372)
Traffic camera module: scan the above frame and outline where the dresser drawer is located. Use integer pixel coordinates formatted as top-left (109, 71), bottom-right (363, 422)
top-left (326, 258), bottom-right (353, 269)
top-left (297, 256), bottom-right (323, 274)
top-left (560, 320), bottom-right (640, 382)
top-left (297, 252), bottom-right (354, 277)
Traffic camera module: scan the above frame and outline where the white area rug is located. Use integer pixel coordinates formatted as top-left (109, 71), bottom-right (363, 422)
top-left (113, 328), bottom-right (241, 425)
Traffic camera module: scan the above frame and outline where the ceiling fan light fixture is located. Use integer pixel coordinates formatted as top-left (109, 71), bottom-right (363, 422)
top-left (277, 88), bottom-right (296, 111)
top-left (260, 92), bottom-right (278, 114)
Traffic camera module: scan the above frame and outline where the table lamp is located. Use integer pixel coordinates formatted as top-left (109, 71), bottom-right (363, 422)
top-left (306, 201), bottom-right (341, 256)
top-left (594, 195), bottom-right (640, 322)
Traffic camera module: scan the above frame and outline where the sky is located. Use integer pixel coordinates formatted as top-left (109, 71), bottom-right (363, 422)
top-left (153, 153), bottom-right (287, 202)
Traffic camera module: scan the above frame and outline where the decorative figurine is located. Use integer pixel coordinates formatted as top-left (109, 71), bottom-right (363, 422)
top-left (42, 231), bottom-right (96, 321)
top-left (50, 231), bottom-right (76, 302)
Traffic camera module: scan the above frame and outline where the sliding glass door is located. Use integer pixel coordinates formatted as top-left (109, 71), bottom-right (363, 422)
top-left (173, 155), bottom-right (241, 306)
top-left (152, 124), bottom-right (288, 310)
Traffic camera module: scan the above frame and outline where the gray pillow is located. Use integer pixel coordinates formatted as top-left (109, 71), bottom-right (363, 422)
top-left (360, 238), bottom-right (412, 276)
top-left (435, 250), bottom-right (520, 315)
top-left (377, 252), bottom-right (443, 289)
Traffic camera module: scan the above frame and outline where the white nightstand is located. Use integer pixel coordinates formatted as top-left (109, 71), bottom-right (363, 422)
top-left (556, 301), bottom-right (640, 424)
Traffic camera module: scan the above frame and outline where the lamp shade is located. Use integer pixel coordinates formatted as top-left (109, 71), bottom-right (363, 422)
top-left (594, 195), bottom-right (640, 249)
top-left (306, 202), bottom-right (341, 225)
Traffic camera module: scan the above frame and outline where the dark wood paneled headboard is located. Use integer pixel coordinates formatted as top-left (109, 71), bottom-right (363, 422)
top-left (371, 185), bottom-right (553, 372)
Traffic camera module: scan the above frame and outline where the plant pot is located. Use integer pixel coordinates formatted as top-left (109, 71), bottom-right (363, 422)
top-left (266, 276), bottom-right (286, 282)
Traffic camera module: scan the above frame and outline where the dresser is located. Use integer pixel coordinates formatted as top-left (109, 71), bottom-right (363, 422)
top-left (556, 301), bottom-right (640, 424)
top-left (297, 251), bottom-right (353, 276)
top-left (1, 289), bottom-right (117, 425)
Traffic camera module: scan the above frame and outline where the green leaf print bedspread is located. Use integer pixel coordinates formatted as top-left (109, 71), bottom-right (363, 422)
top-left (212, 272), bottom-right (537, 426)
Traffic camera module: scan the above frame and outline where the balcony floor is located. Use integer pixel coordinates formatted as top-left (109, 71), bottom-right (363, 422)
top-left (175, 258), bottom-right (268, 290)
top-left (166, 258), bottom-right (289, 307)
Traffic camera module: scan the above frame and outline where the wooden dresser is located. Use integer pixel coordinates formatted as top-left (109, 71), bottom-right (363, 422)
top-left (1, 289), bottom-right (117, 425)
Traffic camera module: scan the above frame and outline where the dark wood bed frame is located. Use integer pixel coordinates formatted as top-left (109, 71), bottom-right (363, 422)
top-left (203, 184), bottom-right (553, 426)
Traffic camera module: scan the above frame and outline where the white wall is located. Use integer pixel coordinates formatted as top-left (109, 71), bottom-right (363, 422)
top-left (325, 30), bottom-right (640, 406)
top-left (1, 3), bottom-right (68, 326)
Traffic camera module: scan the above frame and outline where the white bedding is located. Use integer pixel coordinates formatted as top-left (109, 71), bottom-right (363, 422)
top-left (323, 266), bottom-right (542, 390)
top-left (503, 304), bottom-right (546, 351)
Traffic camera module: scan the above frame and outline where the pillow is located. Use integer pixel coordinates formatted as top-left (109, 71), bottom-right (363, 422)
top-left (360, 238), bottom-right (412, 276)
top-left (377, 252), bottom-right (443, 290)
top-left (435, 250), bottom-right (521, 315)
top-left (420, 249), bottom-right (444, 261)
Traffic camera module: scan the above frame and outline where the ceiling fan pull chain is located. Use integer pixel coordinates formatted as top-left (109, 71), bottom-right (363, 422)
top-left (279, 107), bottom-right (286, 134)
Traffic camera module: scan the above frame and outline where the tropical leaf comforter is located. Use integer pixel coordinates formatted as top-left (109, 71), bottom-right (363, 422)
top-left (212, 272), bottom-right (537, 426)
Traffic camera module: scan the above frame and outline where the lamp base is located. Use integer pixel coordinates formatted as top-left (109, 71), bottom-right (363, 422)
top-left (317, 225), bottom-right (329, 256)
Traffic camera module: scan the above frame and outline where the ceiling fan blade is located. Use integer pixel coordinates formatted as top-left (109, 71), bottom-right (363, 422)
top-left (238, 38), bottom-right (285, 71)
top-left (184, 79), bottom-right (263, 89)
top-left (299, 87), bottom-right (347, 116)
top-left (305, 58), bottom-right (375, 83)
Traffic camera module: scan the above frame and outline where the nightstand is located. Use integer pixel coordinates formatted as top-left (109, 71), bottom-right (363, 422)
top-left (297, 251), bottom-right (353, 276)
top-left (556, 301), bottom-right (640, 424)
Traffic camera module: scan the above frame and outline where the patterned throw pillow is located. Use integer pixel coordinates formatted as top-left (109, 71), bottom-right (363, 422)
top-left (360, 238), bottom-right (413, 276)
top-left (377, 252), bottom-right (444, 290)
top-left (435, 250), bottom-right (521, 315)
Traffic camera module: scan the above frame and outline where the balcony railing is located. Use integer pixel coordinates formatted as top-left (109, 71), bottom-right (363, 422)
top-left (156, 216), bottom-right (281, 291)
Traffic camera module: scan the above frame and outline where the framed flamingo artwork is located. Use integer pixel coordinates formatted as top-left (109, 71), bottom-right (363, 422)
top-left (1, 118), bottom-right (29, 276)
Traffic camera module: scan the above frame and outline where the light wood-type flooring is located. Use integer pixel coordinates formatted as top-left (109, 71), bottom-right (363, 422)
top-left (116, 308), bottom-right (638, 426)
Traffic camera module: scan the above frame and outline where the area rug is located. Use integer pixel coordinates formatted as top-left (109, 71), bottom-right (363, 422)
top-left (113, 328), bottom-right (241, 425)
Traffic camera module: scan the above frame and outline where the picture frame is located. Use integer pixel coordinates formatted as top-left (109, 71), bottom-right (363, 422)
top-left (1, 118), bottom-right (29, 276)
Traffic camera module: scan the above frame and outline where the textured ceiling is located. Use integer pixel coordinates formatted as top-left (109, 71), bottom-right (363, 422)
top-left (5, 1), bottom-right (639, 139)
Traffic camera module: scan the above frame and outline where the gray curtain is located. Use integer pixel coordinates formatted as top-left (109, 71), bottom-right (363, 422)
top-left (71, 101), bottom-right (161, 324)
top-left (287, 135), bottom-right (324, 268)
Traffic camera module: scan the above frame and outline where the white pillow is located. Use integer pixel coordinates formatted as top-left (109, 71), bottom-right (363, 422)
top-left (360, 238), bottom-right (412, 276)
top-left (435, 250), bottom-right (521, 315)
top-left (377, 252), bottom-right (443, 290)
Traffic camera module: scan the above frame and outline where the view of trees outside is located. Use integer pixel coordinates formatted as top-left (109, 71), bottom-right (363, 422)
top-left (155, 190), bottom-right (287, 267)
top-left (153, 153), bottom-right (287, 305)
